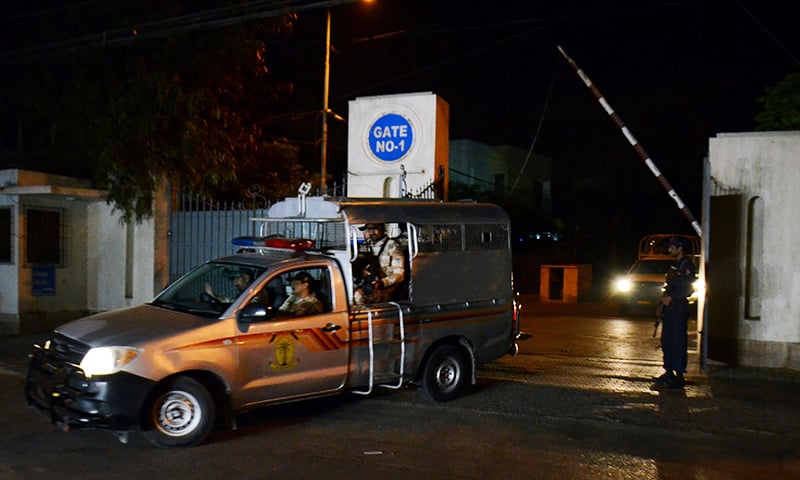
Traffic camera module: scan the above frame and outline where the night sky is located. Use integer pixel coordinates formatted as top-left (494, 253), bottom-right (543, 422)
top-left (283, 0), bottom-right (798, 262)
top-left (3, 0), bottom-right (798, 268)
top-left (304, 0), bottom-right (797, 159)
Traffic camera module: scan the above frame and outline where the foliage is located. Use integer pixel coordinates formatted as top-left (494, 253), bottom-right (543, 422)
top-left (755, 72), bottom-right (800, 131)
top-left (448, 180), bottom-right (495, 203)
top-left (2, 1), bottom-right (310, 222)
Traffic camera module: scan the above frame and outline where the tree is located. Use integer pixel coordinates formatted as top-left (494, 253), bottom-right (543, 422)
top-left (2, 1), bottom-right (312, 222)
top-left (755, 72), bottom-right (800, 131)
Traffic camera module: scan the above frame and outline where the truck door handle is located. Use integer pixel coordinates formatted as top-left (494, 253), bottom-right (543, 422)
top-left (322, 323), bottom-right (341, 332)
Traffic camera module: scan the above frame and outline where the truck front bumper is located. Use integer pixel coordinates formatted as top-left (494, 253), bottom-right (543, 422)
top-left (25, 344), bottom-right (155, 432)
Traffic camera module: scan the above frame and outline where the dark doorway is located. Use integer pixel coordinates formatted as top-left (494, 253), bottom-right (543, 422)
top-left (706, 195), bottom-right (743, 364)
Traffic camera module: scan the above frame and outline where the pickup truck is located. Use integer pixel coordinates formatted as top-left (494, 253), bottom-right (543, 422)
top-left (612, 234), bottom-right (701, 314)
top-left (26, 196), bottom-right (520, 447)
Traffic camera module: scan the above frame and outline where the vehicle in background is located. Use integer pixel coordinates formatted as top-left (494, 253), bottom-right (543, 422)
top-left (612, 234), bottom-right (702, 315)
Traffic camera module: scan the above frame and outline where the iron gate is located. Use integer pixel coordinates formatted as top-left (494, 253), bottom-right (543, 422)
top-left (168, 193), bottom-right (271, 283)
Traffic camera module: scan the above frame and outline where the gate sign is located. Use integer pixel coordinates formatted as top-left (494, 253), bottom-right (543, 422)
top-left (368, 113), bottom-right (414, 162)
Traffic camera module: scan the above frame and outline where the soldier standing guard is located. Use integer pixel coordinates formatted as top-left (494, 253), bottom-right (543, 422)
top-left (653, 237), bottom-right (696, 389)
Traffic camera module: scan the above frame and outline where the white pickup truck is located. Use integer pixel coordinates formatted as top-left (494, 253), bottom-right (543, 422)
top-left (26, 196), bottom-right (520, 447)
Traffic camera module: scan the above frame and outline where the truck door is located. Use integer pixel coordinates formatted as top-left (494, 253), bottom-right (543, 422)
top-left (235, 265), bottom-right (349, 405)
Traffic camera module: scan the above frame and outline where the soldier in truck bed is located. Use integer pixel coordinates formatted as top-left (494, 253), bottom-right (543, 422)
top-left (359, 223), bottom-right (405, 303)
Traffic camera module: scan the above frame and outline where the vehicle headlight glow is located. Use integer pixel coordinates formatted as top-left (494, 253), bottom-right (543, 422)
top-left (690, 279), bottom-right (706, 300)
top-left (79, 347), bottom-right (141, 378)
top-left (615, 278), bottom-right (632, 293)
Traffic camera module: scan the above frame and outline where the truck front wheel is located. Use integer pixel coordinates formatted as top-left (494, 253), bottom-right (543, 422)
top-left (422, 344), bottom-right (469, 402)
top-left (143, 377), bottom-right (215, 448)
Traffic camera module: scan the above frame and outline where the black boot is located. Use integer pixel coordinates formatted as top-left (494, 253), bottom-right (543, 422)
top-left (652, 370), bottom-right (674, 384)
top-left (665, 373), bottom-right (685, 389)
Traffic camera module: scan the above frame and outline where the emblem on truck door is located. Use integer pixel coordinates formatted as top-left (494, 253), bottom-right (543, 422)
top-left (270, 337), bottom-right (299, 370)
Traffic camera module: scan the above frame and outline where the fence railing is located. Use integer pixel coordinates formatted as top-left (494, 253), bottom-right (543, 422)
top-left (406, 176), bottom-right (444, 200)
top-left (168, 193), bottom-right (271, 282)
top-left (168, 176), bottom-right (443, 281)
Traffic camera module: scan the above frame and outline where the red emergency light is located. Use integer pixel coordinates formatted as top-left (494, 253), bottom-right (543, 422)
top-left (232, 236), bottom-right (315, 251)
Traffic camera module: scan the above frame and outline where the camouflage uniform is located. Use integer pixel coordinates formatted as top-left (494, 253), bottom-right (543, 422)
top-left (364, 236), bottom-right (405, 303)
top-left (279, 294), bottom-right (323, 316)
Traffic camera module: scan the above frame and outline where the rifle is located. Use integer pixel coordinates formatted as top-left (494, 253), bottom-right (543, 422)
top-left (653, 303), bottom-right (664, 337)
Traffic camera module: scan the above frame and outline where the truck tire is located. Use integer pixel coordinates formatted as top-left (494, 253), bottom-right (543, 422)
top-left (143, 377), bottom-right (215, 448)
top-left (422, 344), bottom-right (468, 402)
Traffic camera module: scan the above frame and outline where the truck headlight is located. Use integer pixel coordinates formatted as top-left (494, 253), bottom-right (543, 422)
top-left (80, 347), bottom-right (141, 378)
top-left (614, 278), bottom-right (632, 293)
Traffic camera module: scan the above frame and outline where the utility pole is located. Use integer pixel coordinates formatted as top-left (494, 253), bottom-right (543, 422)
top-left (320, 9), bottom-right (331, 194)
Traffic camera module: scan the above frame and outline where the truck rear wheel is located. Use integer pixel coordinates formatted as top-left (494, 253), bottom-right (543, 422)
top-left (143, 377), bottom-right (215, 448)
top-left (422, 344), bottom-right (468, 402)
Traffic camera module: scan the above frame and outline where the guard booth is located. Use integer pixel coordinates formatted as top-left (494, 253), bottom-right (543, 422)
top-left (539, 264), bottom-right (592, 303)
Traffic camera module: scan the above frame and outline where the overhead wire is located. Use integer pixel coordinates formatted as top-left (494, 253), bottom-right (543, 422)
top-left (506, 50), bottom-right (558, 199)
top-left (1, 0), bottom-right (358, 64)
top-left (330, 23), bottom-right (550, 107)
top-left (255, 12), bottom-right (555, 128)
top-left (734, 0), bottom-right (800, 69)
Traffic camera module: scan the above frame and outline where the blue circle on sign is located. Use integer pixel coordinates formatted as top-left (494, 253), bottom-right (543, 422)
top-left (368, 113), bottom-right (413, 162)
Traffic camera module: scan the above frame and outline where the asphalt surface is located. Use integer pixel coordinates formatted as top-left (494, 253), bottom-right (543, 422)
top-left (1, 294), bottom-right (799, 479)
top-left (2, 294), bottom-right (799, 403)
top-left (492, 296), bottom-right (800, 442)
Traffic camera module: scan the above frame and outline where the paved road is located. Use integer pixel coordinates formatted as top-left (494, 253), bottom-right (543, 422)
top-left (498, 295), bottom-right (799, 435)
top-left (0, 294), bottom-right (798, 479)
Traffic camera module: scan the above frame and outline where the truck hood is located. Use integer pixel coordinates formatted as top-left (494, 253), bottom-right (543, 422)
top-left (628, 273), bottom-right (666, 282)
top-left (56, 304), bottom-right (210, 347)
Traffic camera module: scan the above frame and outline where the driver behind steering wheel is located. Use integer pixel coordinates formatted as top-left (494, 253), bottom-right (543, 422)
top-left (204, 269), bottom-right (254, 303)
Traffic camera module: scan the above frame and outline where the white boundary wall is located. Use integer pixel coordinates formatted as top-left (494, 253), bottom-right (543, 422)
top-left (709, 131), bottom-right (800, 369)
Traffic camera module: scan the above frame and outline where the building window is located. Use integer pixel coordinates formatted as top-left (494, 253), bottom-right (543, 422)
top-left (0, 208), bottom-right (12, 263)
top-left (25, 208), bottom-right (65, 266)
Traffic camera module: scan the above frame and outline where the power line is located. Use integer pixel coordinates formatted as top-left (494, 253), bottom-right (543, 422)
top-left (507, 50), bottom-right (558, 198)
top-left (1, 0), bottom-right (357, 64)
top-left (734, 0), bottom-right (800, 69)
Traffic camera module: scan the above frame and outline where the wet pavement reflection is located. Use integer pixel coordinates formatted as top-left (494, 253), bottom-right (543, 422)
top-left (1, 293), bottom-right (798, 479)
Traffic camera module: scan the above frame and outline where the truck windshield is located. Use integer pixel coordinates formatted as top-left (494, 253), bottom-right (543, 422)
top-left (631, 259), bottom-right (672, 275)
top-left (151, 262), bottom-right (267, 317)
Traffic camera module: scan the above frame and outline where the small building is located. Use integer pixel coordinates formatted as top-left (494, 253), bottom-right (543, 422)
top-left (705, 131), bottom-right (800, 370)
top-left (449, 139), bottom-right (552, 214)
top-left (0, 169), bottom-right (167, 334)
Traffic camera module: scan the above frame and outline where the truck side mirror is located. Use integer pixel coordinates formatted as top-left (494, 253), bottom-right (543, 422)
top-left (238, 304), bottom-right (275, 323)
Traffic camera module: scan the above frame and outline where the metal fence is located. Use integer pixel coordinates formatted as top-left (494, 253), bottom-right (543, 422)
top-left (406, 175), bottom-right (444, 199)
top-left (168, 193), bottom-right (271, 282)
top-left (168, 177), bottom-right (443, 282)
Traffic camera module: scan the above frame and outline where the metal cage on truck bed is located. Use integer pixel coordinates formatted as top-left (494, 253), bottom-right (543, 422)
top-left (248, 196), bottom-right (513, 307)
